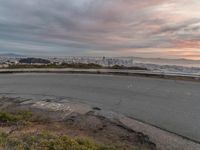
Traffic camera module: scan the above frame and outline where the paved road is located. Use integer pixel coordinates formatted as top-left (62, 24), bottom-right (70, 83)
top-left (0, 73), bottom-right (200, 142)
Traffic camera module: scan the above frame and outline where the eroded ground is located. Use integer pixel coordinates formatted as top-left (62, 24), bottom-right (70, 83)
top-left (0, 97), bottom-right (156, 150)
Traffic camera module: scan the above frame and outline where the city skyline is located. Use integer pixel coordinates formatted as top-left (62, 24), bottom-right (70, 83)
top-left (0, 0), bottom-right (200, 60)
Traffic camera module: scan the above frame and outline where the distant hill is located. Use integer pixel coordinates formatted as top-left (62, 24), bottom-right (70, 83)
top-left (19, 58), bottom-right (50, 64)
top-left (0, 53), bottom-right (26, 58)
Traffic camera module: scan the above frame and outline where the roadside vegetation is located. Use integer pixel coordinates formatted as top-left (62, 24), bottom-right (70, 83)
top-left (8, 63), bottom-right (103, 69)
top-left (0, 111), bottom-right (115, 150)
top-left (0, 111), bottom-right (153, 150)
top-left (0, 131), bottom-right (117, 150)
top-left (0, 111), bottom-right (32, 123)
top-left (7, 63), bottom-right (147, 70)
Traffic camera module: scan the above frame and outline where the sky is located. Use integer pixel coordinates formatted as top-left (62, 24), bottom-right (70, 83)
top-left (0, 0), bottom-right (200, 59)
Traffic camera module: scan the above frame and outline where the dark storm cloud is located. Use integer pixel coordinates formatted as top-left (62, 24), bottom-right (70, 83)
top-left (0, 0), bottom-right (199, 58)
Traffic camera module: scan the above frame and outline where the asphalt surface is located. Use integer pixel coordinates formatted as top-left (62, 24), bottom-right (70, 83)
top-left (0, 73), bottom-right (200, 142)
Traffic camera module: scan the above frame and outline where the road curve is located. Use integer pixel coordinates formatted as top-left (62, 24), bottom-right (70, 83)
top-left (0, 73), bottom-right (200, 142)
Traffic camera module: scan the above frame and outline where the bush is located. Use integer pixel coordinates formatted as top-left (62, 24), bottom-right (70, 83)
top-left (0, 131), bottom-right (117, 150)
top-left (0, 111), bottom-right (32, 123)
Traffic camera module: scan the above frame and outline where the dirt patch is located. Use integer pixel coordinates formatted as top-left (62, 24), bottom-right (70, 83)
top-left (0, 97), bottom-right (157, 150)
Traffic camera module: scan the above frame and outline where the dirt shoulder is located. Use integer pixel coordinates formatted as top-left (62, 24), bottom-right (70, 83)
top-left (0, 96), bottom-right (200, 150)
top-left (0, 97), bottom-right (156, 150)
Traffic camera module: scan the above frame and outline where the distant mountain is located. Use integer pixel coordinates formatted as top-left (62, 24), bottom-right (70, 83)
top-left (0, 53), bottom-right (26, 58)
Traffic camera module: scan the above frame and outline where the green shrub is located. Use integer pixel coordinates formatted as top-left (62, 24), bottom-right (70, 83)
top-left (0, 131), bottom-right (117, 150)
top-left (0, 111), bottom-right (32, 123)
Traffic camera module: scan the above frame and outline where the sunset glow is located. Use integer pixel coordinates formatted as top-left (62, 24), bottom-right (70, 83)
top-left (0, 0), bottom-right (200, 59)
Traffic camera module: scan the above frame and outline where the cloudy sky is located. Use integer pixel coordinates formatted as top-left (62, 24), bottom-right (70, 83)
top-left (0, 0), bottom-right (200, 59)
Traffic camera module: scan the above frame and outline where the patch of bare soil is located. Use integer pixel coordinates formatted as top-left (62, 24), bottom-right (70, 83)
top-left (0, 97), bottom-right (157, 150)
top-left (1, 113), bottom-right (156, 150)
